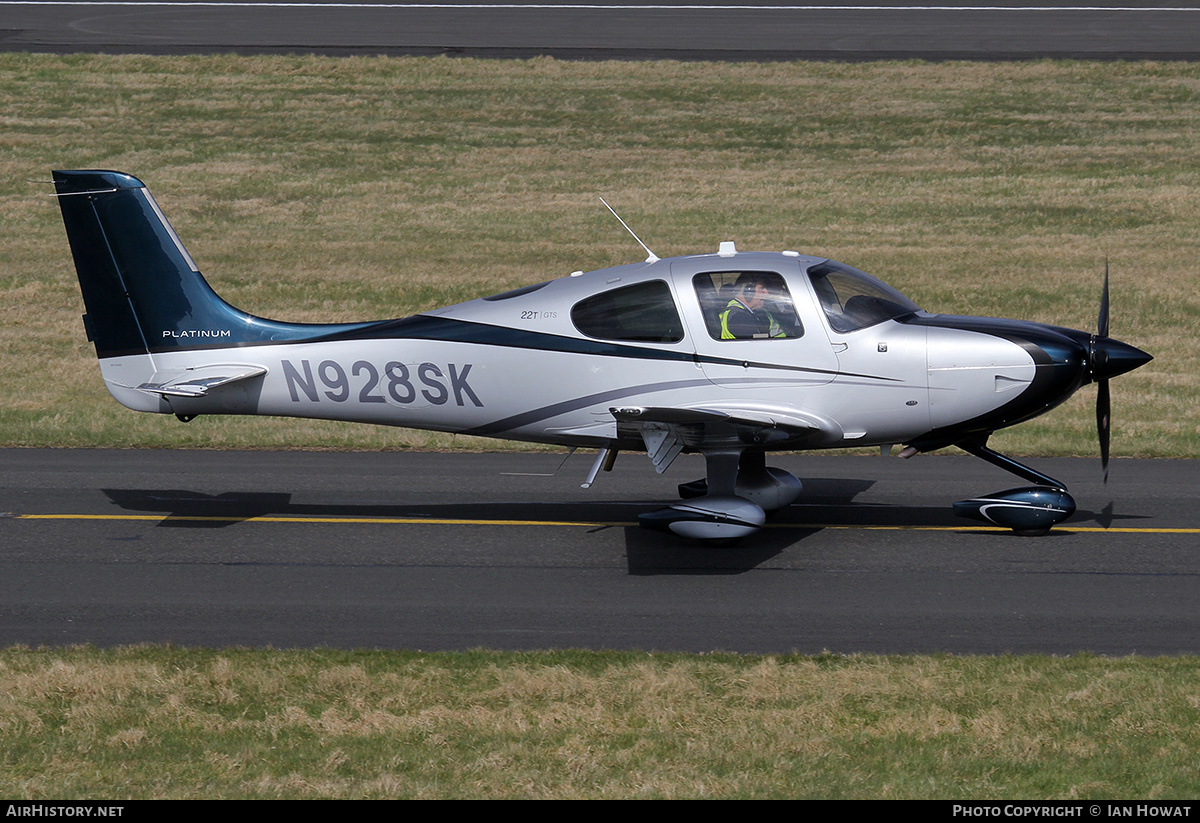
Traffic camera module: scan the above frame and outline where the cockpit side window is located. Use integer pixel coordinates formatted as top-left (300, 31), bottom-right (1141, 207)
top-left (693, 271), bottom-right (803, 341)
top-left (807, 261), bottom-right (919, 333)
top-left (571, 280), bottom-right (684, 343)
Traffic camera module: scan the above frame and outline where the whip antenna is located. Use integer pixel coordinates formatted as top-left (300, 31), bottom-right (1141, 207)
top-left (600, 197), bottom-right (659, 263)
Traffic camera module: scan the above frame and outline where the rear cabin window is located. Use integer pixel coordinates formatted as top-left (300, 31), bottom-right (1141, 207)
top-left (692, 271), bottom-right (803, 340)
top-left (571, 280), bottom-right (684, 343)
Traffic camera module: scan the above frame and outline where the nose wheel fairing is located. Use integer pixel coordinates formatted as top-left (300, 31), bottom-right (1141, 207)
top-left (953, 486), bottom-right (1077, 536)
top-left (948, 436), bottom-right (1077, 535)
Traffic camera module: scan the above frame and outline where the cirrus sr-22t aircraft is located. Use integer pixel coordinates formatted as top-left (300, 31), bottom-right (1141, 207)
top-left (53, 170), bottom-right (1152, 541)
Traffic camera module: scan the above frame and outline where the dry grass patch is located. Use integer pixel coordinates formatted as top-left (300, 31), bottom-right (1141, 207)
top-left (3, 647), bottom-right (1200, 798)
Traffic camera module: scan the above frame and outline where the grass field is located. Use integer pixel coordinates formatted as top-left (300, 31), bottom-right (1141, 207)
top-left (3, 646), bottom-right (1199, 799)
top-left (1, 54), bottom-right (1194, 455)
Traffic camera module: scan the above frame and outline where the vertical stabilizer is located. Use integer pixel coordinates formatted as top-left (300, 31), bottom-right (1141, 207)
top-left (52, 170), bottom-right (373, 359)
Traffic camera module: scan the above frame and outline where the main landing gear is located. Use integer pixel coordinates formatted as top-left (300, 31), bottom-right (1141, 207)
top-left (636, 436), bottom-right (1079, 543)
top-left (639, 450), bottom-right (801, 543)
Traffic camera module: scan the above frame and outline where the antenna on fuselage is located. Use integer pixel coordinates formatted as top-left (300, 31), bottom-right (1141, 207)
top-left (599, 197), bottom-right (659, 263)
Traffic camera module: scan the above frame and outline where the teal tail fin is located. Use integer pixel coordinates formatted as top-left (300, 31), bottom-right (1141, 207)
top-left (53, 170), bottom-right (372, 359)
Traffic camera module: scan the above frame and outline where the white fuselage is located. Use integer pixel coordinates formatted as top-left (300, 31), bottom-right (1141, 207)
top-left (96, 251), bottom-right (1039, 452)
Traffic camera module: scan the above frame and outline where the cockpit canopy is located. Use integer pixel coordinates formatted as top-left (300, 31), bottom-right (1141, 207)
top-left (549, 254), bottom-right (923, 345)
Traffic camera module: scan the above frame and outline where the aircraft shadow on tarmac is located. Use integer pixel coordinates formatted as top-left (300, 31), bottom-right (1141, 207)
top-left (99, 480), bottom-right (870, 574)
top-left (100, 477), bottom-right (1149, 575)
top-left (102, 478), bottom-right (884, 529)
top-left (102, 478), bottom-right (871, 527)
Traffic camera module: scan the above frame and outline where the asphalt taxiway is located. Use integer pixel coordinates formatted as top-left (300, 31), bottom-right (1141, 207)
top-left (2, 448), bottom-right (1197, 653)
top-left (4, 2), bottom-right (1200, 60)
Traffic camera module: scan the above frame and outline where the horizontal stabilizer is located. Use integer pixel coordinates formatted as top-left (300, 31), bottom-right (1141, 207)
top-left (136, 365), bottom-right (267, 398)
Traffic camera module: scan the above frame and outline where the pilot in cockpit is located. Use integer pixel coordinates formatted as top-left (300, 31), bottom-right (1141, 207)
top-left (719, 273), bottom-right (790, 339)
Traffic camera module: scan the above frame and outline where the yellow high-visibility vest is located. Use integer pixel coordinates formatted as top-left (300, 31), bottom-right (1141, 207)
top-left (719, 299), bottom-right (784, 339)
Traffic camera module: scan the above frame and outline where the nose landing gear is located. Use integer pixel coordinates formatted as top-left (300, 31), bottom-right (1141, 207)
top-left (951, 436), bottom-right (1076, 535)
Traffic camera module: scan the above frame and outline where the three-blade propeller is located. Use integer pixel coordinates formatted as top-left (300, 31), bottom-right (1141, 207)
top-left (1095, 263), bottom-right (1111, 483)
top-left (1086, 263), bottom-right (1153, 485)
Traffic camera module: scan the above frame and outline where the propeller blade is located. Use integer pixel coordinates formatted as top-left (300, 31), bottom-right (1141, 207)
top-left (1097, 378), bottom-right (1110, 485)
top-left (1098, 260), bottom-right (1110, 339)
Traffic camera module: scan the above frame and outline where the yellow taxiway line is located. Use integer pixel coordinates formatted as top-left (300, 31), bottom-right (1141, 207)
top-left (8, 513), bottom-right (1200, 534)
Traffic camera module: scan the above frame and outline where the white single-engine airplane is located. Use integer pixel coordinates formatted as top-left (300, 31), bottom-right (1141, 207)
top-left (53, 170), bottom-right (1152, 541)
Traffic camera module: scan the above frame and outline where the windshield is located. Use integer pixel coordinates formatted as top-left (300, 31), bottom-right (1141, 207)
top-left (807, 260), bottom-right (920, 333)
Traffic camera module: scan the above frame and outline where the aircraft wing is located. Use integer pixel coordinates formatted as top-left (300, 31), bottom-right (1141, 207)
top-left (609, 404), bottom-right (837, 473)
top-left (134, 364), bottom-right (268, 398)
